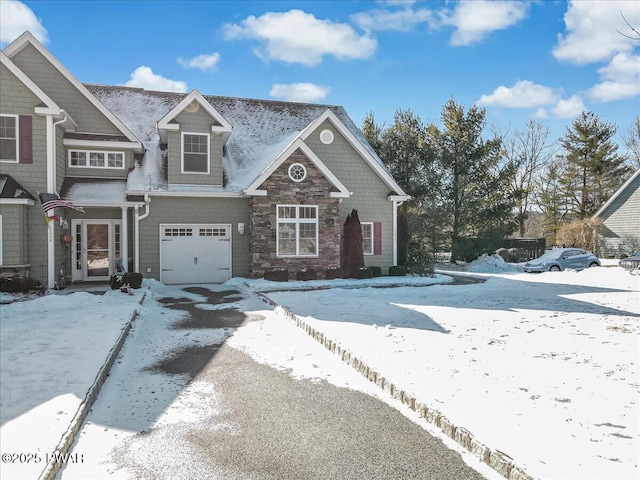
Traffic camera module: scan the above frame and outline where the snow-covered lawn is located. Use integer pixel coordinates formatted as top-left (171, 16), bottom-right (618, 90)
top-left (260, 265), bottom-right (639, 480)
top-left (0, 289), bottom-right (144, 480)
top-left (1, 261), bottom-right (637, 480)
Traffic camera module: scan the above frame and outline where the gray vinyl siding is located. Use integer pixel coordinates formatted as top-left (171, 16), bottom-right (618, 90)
top-left (10, 44), bottom-right (121, 135)
top-left (167, 108), bottom-right (224, 185)
top-left (597, 174), bottom-right (640, 256)
top-left (56, 127), bottom-right (65, 192)
top-left (305, 120), bottom-right (396, 270)
top-left (138, 196), bottom-right (251, 280)
top-left (0, 205), bottom-right (27, 265)
top-left (0, 64), bottom-right (55, 283)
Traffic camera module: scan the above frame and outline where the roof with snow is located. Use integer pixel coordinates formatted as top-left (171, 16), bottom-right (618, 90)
top-left (84, 84), bottom-right (397, 195)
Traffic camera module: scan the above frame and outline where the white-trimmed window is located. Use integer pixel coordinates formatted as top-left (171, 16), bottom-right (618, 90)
top-left (0, 214), bottom-right (3, 265)
top-left (69, 150), bottom-right (124, 169)
top-left (0, 115), bottom-right (18, 163)
top-left (182, 132), bottom-right (209, 174)
top-left (362, 222), bottom-right (373, 255)
top-left (277, 205), bottom-right (318, 257)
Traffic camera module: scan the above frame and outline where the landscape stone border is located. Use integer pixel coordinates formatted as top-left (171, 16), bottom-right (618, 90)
top-left (38, 289), bottom-right (148, 480)
top-left (253, 288), bottom-right (535, 480)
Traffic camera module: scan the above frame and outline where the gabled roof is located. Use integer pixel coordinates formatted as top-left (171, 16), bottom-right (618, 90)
top-left (300, 109), bottom-right (408, 198)
top-left (0, 175), bottom-right (36, 205)
top-left (593, 168), bottom-right (640, 219)
top-left (86, 84), bottom-right (408, 197)
top-left (157, 90), bottom-right (232, 142)
top-left (2, 32), bottom-right (143, 152)
top-left (0, 51), bottom-right (59, 111)
top-left (245, 136), bottom-right (350, 198)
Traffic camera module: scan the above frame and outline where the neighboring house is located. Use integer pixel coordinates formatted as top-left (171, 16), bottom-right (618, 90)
top-left (0, 32), bottom-right (408, 287)
top-left (592, 168), bottom-right (640, 257)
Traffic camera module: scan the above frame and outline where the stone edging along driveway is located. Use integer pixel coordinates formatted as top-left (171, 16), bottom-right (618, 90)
top-left (38, 289), bottom-right (148, 480)
top-left (250, 285), bottom-right (535, 480)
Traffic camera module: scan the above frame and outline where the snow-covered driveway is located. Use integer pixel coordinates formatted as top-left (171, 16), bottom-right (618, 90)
top-left (264, 268), bottom-right (640, 480)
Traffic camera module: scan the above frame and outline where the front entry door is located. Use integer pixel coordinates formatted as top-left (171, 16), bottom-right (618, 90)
top-left (86, 222), bottom-right (110, 279)
top-left (72, 220), bottom-right (121, 282)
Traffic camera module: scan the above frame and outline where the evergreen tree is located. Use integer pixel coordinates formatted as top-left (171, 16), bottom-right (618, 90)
top-left (428, 99), bottom-right (516, 261)
top-left (363, 109), bottom-right (432, 266)
top-left (535, 157), bottom-right (568, 245)
top-left (340, 209), bottom-right (364, 278)
top-left (558, 111), bottom-right (631, 219)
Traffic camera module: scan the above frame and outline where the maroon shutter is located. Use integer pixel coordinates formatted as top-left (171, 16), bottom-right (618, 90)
top-left (19, 115), bottom-right (32, 164)
top-left (373, 222), bottom-right (382, 255)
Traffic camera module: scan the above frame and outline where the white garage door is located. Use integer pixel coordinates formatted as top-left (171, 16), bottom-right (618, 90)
top-left (160, 224), bottom-right (232, 284)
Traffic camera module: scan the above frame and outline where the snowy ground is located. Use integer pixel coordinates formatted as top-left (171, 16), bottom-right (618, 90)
top-left (0, 288), bottom-right (144, 480)
top-left (1, 259), bottom-right (638, 479)
top-left (259, 263), bottom-right (639, 480)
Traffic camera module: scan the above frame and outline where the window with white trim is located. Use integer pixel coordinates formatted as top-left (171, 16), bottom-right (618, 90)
top-left (182, 132), bottom-right (209, 173)
top-left (0, 115), bottom-right (18, 163)
top-left (361, 222), bottom-right (373, 255)
top-left (68, 150), bottom-right (124, 169)
top-left (277, 205), bottom-right (318, 257)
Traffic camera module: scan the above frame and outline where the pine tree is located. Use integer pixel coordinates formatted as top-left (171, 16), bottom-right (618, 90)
top-left (340, 209), bottom-right (364, 278)
top-left (558, 111), bottom-right (631, 219)
top-left (362, 109), bottom-right (432, 266)
top-left (428, 99), bottom-right (516, 261)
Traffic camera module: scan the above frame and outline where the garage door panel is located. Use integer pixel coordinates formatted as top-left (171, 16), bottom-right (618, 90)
top-left (160, 224), bottom-right (231, 284)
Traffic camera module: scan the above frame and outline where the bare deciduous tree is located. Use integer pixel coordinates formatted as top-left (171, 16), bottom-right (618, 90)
top-left (622, 116), bottom-right (640, 169)
top-left (504, 119), bottom-right (555, 237)
top-left (617, 11), bottom-right (640, 40)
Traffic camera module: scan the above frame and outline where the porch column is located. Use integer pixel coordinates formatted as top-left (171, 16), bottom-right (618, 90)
top-left (121, 206), bottom-right (128, 272)
top-left (46, 115), bottom-right (55, 288)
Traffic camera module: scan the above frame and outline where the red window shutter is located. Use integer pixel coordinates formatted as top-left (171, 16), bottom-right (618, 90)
top-left (373, 222), bottom-right (382, 255)
top-left (19, 115), bottom-right (32, 164)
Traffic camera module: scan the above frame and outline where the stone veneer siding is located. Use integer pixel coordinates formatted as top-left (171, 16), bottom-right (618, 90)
top-left (251, 150), bottom-right (341, 278)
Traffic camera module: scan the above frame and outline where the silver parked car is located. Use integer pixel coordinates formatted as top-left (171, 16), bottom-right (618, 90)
top-left (524, 248), bottom-right (601, 273)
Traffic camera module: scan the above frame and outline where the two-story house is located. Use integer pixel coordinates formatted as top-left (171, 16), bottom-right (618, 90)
top-left (0, 32), bottom-right (409, 287)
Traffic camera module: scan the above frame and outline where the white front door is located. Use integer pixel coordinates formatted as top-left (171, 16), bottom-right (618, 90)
top-left (71, 220), bottom-right (121, 282)
top-left (159, 223), bottom-right (232, 284)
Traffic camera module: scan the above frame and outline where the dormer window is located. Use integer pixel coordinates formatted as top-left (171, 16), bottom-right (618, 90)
top-left (182, 132), bottom-right (209, 174)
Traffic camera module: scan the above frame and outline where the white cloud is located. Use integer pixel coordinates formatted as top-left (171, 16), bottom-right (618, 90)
top-left (532, 108), bottom-right (548, 119)
top-left (269, 83), bottom-right (330, 103)
top-left (553, 0), bottom-right (640, 65)
top-left (124, 66), bottom-right (187, 93)
top-left (552, 95), bottom-right (586, 119)
top-left (223, 9), bottom-right (377, 67)
top-left (350, 6), bottom-right (433, 32)
top-left (588, 52), bottom-right (640, 102)
top-left (177, 52), bottom-right (221, 72)
top-left (477, 80), bottom-right (559, 108)
top-left (0, 0), bottom-right (48, 46)
top-left (440, 0), bottom-right (529, 46)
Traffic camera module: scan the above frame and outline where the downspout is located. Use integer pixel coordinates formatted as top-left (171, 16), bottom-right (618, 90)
top-left (46, 113), bottom-right (68, 288)
top-left (134, 194), bottom-right (151, 273)
top-left (393, 200), bottom-right (404, 266)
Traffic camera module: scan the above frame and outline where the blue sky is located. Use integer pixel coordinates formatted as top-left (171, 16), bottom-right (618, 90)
top-left (2, 0), bottom-right (639, 148)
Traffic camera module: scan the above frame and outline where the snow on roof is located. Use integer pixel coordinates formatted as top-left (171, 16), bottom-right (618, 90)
top-left (62, 178), bottom-right (128, 204)
top-left (85, 84), bottom-right (389, 193)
